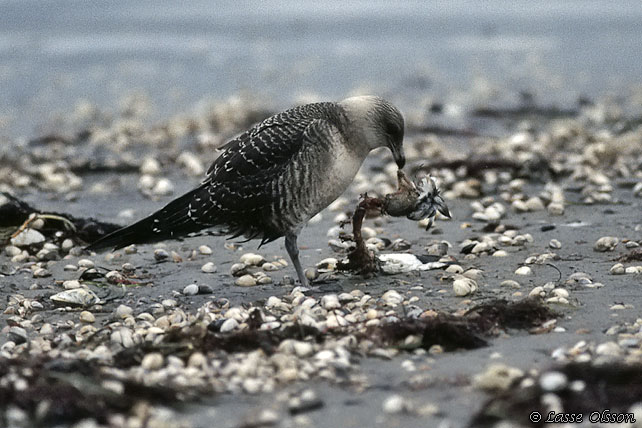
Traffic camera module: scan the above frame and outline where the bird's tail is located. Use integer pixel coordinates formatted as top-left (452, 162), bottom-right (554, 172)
top-left (86, 185), bottom-right (211, 252)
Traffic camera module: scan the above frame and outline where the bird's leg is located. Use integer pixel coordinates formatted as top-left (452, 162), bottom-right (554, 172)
top-left (285, 233), bottom-right (309, 287)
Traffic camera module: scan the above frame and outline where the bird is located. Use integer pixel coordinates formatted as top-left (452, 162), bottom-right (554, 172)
top-left (87, 95), bottom-right (406, 287)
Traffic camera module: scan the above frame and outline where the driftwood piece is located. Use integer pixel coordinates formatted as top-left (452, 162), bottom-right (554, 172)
top-left (0, 192), bottom-right (121, 246)
top-left (338, 171), bottom-right (450, 275)
top-left (337, 194), bottom-right (383, 274)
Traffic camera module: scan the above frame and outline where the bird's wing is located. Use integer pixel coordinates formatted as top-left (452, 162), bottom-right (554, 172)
top-left (206, 108), bottom-right (312, 178)
top-left (86, 114), bottom-right (344, 251)
top-left (201, 116), bottom-right (341, 213)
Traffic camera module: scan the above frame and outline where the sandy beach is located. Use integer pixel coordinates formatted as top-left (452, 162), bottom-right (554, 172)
top-left (1, 2), bottom-right (642, 428)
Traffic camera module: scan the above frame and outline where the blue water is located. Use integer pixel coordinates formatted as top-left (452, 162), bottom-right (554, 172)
top-left (1, 0), bottom-right (641, 137)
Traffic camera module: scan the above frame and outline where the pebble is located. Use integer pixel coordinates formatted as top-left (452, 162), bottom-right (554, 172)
top-left (288, 389), bottom-right (322, 415)
top-left (220, 318), bottom-right (239, 332)
top-left (445, 264), bottom-right (463, 274)
top-left (242, 409), bottom-right (279, 427)
top-left (198, 245), bottom-right (213, 255)
top-left (321, 294), bottom-right (341, 310)
top-left (8, 326), bottom-right (28, 345)
top-left (500, 280), bottom-right (521, 289)
top-left (551, 288), bottom-right (569, 298)
top-left (333, 212), bottom-right (348, 224)
top-left (366, 309), bottom-right (379, 320)
top-left (154, 248), bottom-right (169, 261)
top-left (230, 263), bottom-right (247, 276)
top-left (235, 274), bottom-right (257, 287)
top-left (124, 244), bottom-right (137, 254)
top-left (37, 248), bottom-right (59, 261)
top-left (382, 394), bottom-right (409, 414)
top-left (198, 284), bottom-right (213, 294)
top-left (262, 262), bottom-right (279, 271)
top-left (473, 364), bottom-right (524, 391)
top-left (546, 296), bottom-right (569, 305)
top-left (512, 199), bottom-right (529, 212)
top-left (549, 239), bottom-right (562, 249)
top-left (390, 238), bottom-right (411, 251)
top-left (595, 341), bottom-right (622, 357)
top-left (40, 324), bottom-right (54, 335)
top-left (115, 305), bottom-right (133, 318)
top-left (304, 268), bottom-right (319, 281)
top-left (140, 157), bottom-right (161, 175)
top-left (79, 311), bottom-right (96, 323)
top-left (529, 286), bottom-right (545, 298)
top-left (338, 293), bottom-right (354, 303)
top-left (141, 353), bottom-right (164, 370)
top-left (381, 290), bottom-right (403, 306)
top-left (188, 352), bottom-right (207, 368)
top-left (453, 278), bottom-right (477, 296)
top-left (256, 275), bottom-right (273, 285)
top-left (105, 270), bottom-right (124, 283)
top-left (472, 242), bottom-right (491, 253)
top-left (201, 262), bottom-right (217, 273)
top-left (63, 280), bottom-right (81, 289)
top-left (609, 263), bottom-right (625, 275)
top-left (111, 328), bottom-right (134, 348)
top-left (10, 228), bottom-right (45, 246)
top-left (161, 299), bottom-right (177, 308)
top-left (4, 245), bottom-right (21, 257)
top-left (362, 227), bottom-right (377, 239)
top-left (539, 371), bottom-right (568, 391)
top-left (183, 284), bottom-right (199, 296)
top-left (293, 341), bottom-right (314, 358)
top-left (243, 378), bottom-right (263, 394)
top-left (278, 339), bottom-right (314, 357)
top-left (463, 268), bottom-right (483, 280)
top-left (151, 178), bottom-right (174, 196)
top-left (425, 241), bottom-right (449, 256)
top-left (547, 202), bottom-right (565, 215)
top-left (240, 253), bottom-right (264, 266)
top-left (33, 267), bottom-right (51, 278)
top-left (514, 266), bottom-right (532, 276)
top-left (594, 236), bottom-right (619, 252)
top-left (524, 196), bottom-right (545, 211)
top-left (61, 239), bottom-right (74, 251)
top-left (177, 151), bottom-right (204, 176)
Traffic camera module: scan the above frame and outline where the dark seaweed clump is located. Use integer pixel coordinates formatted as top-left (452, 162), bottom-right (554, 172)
top-left (471, 362), bottom-right (642, 427)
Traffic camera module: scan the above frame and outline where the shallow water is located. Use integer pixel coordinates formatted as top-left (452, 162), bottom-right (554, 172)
top-left (1, 0), bottom-right (642, 137)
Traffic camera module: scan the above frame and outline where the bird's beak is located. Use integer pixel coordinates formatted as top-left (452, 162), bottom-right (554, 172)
top-left (434, 195), bottom-right (451, 219)
top-left (390, 145), bottom-right (406, 169)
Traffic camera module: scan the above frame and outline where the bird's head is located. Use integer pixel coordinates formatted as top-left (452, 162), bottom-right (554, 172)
top-left (340, 96), bottom-right (406, 169)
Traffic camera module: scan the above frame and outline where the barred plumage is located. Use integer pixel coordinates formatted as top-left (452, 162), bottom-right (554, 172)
top-left (87, 96), bottom-right (406, 286)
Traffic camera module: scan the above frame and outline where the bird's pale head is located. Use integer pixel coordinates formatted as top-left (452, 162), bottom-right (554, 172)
top-left (340, 96), bottom-right (406, 169)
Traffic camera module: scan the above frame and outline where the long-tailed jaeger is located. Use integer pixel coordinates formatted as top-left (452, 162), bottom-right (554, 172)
top-left (87, 96), bottom-right (406, 286)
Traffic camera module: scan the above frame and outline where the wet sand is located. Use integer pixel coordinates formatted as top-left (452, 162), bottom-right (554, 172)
top-left (1, 88), bottom-right (642, 427)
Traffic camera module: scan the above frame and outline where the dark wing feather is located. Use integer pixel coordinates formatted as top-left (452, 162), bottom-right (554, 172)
top-left (88, 103), bottom-right (344, 252)
top-left (198, 114), bottom-right (338, 238)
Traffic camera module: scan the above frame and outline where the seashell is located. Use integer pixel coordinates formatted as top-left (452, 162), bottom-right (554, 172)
top-left (50, 289), bottom-right (99, 307)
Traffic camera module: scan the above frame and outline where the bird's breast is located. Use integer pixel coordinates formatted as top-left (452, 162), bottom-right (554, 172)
top-left (300, 144), bottom-right (366, 221)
